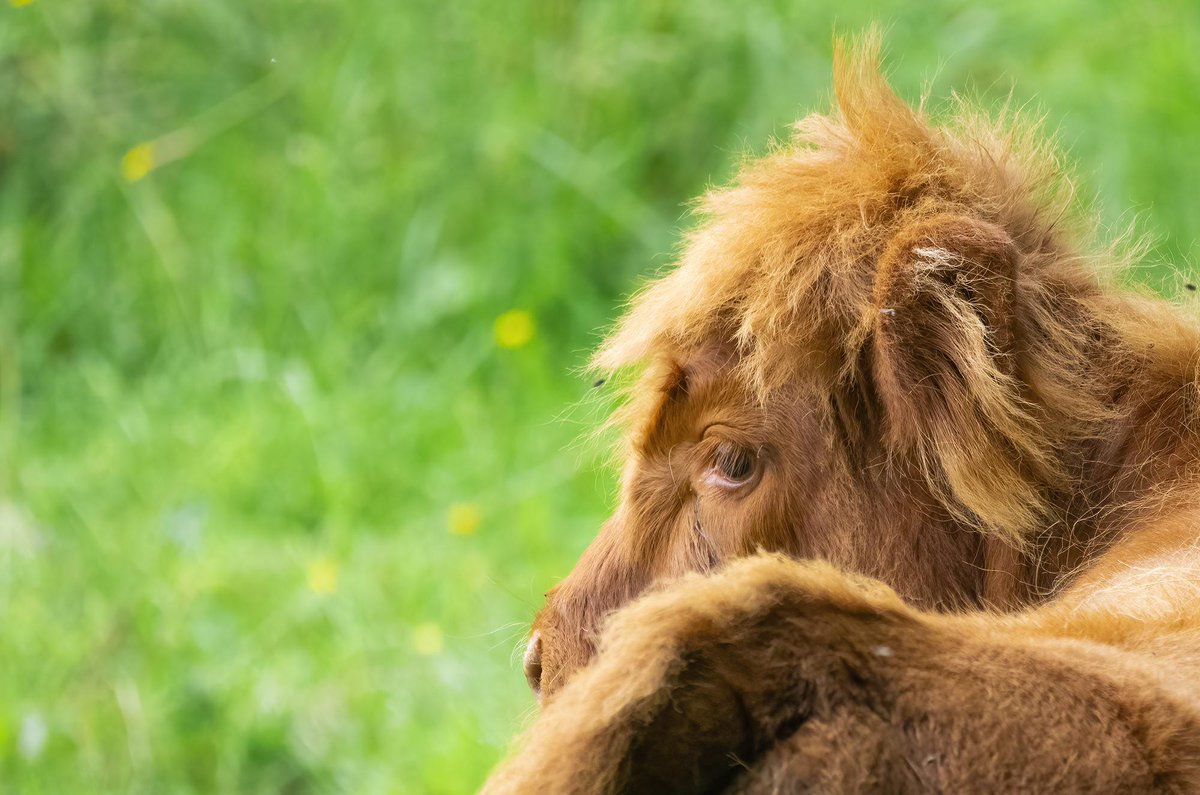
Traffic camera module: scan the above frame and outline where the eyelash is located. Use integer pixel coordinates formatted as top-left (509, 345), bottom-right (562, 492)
top-left (712, 441), bottom-right (755, 484)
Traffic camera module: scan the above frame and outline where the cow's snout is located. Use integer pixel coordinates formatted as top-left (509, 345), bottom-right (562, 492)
top-left (523, 630), bottom-right (543, 699)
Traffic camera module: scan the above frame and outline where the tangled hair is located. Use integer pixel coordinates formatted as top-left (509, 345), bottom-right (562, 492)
top-left (593, 31), bottom-right (1200, 548)
top-left (491, 34), bottom-right (1200, 793)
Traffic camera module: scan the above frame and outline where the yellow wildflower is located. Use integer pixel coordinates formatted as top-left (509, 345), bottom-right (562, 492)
top-left (306, 557), bottom-right (339, 595)
top-left (120, 142), bottom-right (156, 182)
top-left (493, 309), bottom-right (535, 349)
top-left (413, 622), bottom-right (444, 656)
top-left (447, 503), bottom-right (481, 536)
top-left (10, 0), bottom-right (35, 7)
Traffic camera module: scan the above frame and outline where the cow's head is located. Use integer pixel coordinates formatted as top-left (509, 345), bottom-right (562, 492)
top-left (524, 35), bottom-right (1118, 700)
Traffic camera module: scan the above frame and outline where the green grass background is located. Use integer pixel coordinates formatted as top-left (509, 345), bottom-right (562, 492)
top-left (2, 1), bottom-right (1199, 792)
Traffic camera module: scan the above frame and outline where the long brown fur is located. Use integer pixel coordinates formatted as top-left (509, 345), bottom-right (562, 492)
top-left (486, 31), bottom-right (1200, 793)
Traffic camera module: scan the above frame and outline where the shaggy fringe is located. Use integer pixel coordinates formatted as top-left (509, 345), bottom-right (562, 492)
top-left (590, 30), bottom-right (1200, 545)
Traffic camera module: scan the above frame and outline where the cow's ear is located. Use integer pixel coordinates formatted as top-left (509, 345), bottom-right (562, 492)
top-left (870, 215), bottom-right (1049, 556)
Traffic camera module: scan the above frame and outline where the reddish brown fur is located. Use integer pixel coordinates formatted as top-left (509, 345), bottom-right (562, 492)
top-left (487, 33), bottom-right (1200, 793)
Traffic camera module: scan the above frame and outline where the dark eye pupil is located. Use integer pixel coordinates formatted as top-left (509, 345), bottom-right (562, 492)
top-left (716, 444), bottom-right (753, 482)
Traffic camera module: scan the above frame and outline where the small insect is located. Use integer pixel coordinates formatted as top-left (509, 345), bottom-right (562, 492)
top-left (1186, 283), bottom-right (1197, 292)
top-left (592, 378), bottom-right (607, 388)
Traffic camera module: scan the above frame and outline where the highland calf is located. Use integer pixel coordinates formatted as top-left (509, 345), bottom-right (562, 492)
top-left (487, 34), bottom-right (1200, 793)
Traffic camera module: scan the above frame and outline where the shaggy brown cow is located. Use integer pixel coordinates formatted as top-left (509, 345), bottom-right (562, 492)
top-left (486, 33), bottom-right (1200, 793)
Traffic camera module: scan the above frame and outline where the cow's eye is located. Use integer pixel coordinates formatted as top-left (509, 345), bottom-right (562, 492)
top-left (712, 442), bottom-right (755, 485)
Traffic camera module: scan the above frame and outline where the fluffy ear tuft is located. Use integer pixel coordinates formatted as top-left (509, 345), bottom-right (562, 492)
top-left (871, 215), bottom-right (1057, 546)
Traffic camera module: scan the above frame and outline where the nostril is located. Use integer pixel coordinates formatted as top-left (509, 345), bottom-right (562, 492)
top-left (523, 630), bottom-right (543, 699)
